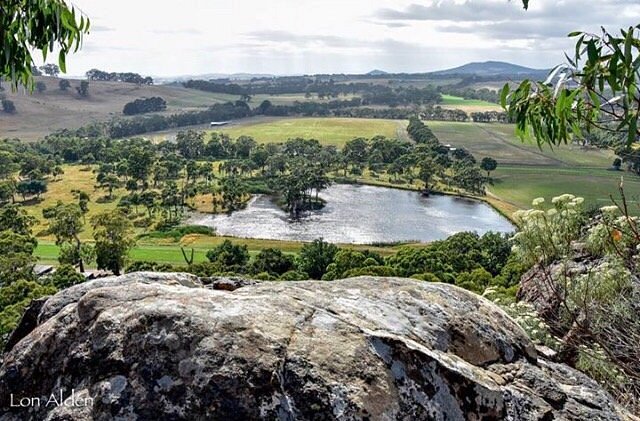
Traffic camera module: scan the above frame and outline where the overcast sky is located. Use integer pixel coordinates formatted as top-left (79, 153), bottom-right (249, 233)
top-left (57, 0), bottom-right (640, 77)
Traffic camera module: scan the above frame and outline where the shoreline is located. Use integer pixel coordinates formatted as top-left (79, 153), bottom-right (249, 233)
top-left (334, 177), bottom-right (519, 225)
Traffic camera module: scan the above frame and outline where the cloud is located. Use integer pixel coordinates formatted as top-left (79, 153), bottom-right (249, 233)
top-left (64, 0), bottom-right (640, 78)
top-left (375, 1), bottom-right (523, 22)
top-left (372, 0), bottom-right (640, 48)
top-left (243, 30), bottom-right (377, 50)
top-left (374, 0), bottom-right (638, 24)
top-left (437, 20), bottom-right (570, 40)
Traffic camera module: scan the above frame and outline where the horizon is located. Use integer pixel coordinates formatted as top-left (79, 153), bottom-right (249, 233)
top-left (47, 0), bottom-right (639, 78)
top-left (59, 59), bottom-right (545, 80)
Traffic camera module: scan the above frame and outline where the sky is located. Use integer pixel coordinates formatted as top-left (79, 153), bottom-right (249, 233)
top-left (55, 0), bottom-right (640, 77)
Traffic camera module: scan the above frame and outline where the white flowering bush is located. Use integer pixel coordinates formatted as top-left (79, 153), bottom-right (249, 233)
top-left (511, 192), bottom-right (640, 410)
top-left (484, 287), bottom-right (560, 349)
top-left (512, 194), bottom-right (585, 265)
top-left (565, 258), bottom-right (632, 316)
top-left (587, 205), bottom-right (640, 258)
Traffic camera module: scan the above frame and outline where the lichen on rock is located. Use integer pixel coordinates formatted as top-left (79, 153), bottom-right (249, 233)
top-left (0, 274), bottom-right (634, 420)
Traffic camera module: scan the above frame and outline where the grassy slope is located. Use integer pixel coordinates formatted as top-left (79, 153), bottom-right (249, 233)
top-left (25, 165), bottom-right (122, 239)
top-left (429, 122), bottom-right (636, 212)
top-left (0, 78), bottom-right (358, 141)
top-left (213, 117), bottom-right (408, 147)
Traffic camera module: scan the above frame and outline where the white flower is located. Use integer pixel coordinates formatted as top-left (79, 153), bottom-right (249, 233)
top-left (546, 209), bottom-right (558, 216)
top-left (600, 205), bottom-right (619, 214)
top-left (529, 210), bottom-right (545, 219)
top-left (532, 197), bottom-right (545, 207)
top-left (552, 194), bottom-right (575, 204)
top-left (573, 197), bottom-right (585, 205)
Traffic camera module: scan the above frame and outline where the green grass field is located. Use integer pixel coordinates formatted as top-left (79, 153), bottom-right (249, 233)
top-left (213, 117), bottom-right (408, 146)
top-left (439, 95), bottom-right (502, 112)
top-left (440, 95), bottom-right (496, 107)
top-left (34, 235), bottom-right (418, 267)
top-left (489, 166), bottom-right (635, 211)
top-left (429, 121), bottom-right (616, 167)
top-left (428, 121), bottom-right (635, 213)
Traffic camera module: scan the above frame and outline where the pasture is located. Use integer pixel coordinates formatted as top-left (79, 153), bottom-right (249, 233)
top-left (23, 165), bottom-right (124, 239)
top-left (213, 117), bottom-right (408, 146)
top-left (34, 235), bottom-right (418, 267)
top-left (439, 94), bottom-right (502, 113)
top-left (429, 121), bottom-right (634, 213)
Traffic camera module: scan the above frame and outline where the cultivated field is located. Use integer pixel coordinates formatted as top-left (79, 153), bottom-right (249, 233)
top-left (213, 117), bottom-right (409, 146)
top-left (429, 121), bottom-right (636, 212)
top-left (439, 94), bottom-right (502, 113)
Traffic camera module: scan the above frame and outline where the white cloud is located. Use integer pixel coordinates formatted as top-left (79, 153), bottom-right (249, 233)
top-left (55, 0), bottom-right (640, 77)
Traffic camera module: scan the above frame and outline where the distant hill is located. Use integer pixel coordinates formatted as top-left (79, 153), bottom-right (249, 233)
top-left (430, 61), bottom-right (548, 77)
top-left (367, 69), bottom-right (389, 76)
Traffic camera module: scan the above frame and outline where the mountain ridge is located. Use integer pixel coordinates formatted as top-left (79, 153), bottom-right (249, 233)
top-left (429, 60), bottom-right (549, 77)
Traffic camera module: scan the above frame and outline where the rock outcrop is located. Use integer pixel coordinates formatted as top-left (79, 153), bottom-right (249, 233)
top-left (0, 273), bottom-right (634, 420)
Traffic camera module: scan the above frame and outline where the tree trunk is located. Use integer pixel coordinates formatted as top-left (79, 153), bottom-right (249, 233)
top-left (75, 237), bottom-right (85, 273)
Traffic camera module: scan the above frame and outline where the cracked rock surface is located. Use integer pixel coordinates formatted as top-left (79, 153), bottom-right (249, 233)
top-left (0, 273), bottom-right (634, 420)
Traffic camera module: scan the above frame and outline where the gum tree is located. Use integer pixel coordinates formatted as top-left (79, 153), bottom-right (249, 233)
top-left (2, 0), bottom-right (90, 89)
top-left (502, 20), bottom-right (640, 146)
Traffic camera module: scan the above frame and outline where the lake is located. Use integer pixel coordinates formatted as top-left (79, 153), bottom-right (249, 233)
top-left (189, 184), bottom-right (514, 244)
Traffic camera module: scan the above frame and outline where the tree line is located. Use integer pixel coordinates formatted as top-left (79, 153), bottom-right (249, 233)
top-left (86, 69), bottom-right (153, 85)
top-left (184, 78), bottom-right (442, 107)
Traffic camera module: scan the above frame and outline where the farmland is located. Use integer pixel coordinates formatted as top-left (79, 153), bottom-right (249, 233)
top-left (428, 122), bottom-right (634, 213)
top-left (34, 236), bottom-right (419, 267)
top-left (213, 117), bottom-right (408, 146)
top-left (439, 94), bottom-right (502, 113)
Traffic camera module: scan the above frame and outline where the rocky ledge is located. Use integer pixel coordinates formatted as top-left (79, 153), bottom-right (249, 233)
top-left (0, 273), bottom-right (634, 420)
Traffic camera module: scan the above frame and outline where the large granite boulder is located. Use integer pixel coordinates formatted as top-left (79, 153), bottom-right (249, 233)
top-left (0, 273), bottom-right (634, 420)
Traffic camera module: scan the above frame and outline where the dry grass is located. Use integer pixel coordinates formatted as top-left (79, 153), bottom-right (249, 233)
top-left (0, 77), bottom-right (241, 141)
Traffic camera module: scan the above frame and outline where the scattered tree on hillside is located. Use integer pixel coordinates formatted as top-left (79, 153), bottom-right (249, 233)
top-left (96, 173), bottom-right (121, 199)
top-left (35, 81), bottom-right (46, 93)
top-left (16, 179), bottom-right (46, 200)
top-left (51, 165), bottom-right (64, 180)
top-left (59, 79), bottom-right (71, 91)
top-left (86, 69), bottom-right (153, 84)
top-left (123, 97), bottom-right (167, 115)
top-left (76, 80), bottom-right (90, 97)
top-left (613, 157), bottom-right (622, 171)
